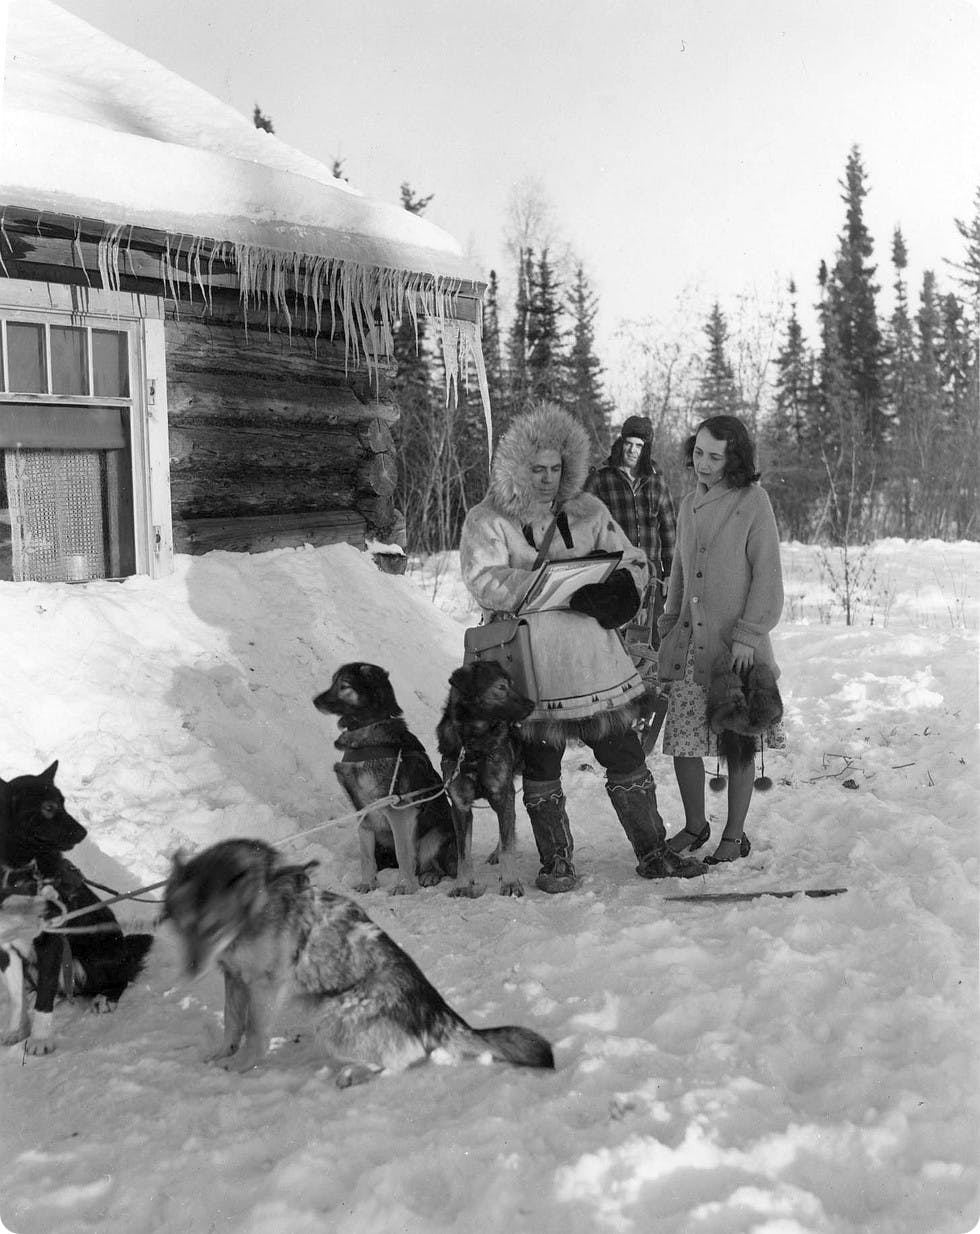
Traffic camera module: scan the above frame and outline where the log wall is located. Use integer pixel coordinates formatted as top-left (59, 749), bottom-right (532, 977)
top-left (165, 299), bottom-right (403, 554)
top-left (1, 220), bottom-right (416, 558)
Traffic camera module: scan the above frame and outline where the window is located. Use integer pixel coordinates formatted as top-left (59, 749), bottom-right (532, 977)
top-left (0, 315), bottom-right (139, 581)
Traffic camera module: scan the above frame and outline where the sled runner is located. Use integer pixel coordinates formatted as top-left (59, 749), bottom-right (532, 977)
top-left (665, 888), bottom-right (848, 903)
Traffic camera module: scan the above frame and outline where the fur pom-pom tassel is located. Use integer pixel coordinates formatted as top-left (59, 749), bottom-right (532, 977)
top-left (753, 741), bottom-right (773, 791)
top-left (708, 759), bottom-right (727, 791)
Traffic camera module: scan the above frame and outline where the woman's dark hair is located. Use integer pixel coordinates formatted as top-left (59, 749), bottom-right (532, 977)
top-left (607, 436), bottom-right (653, 476)
top-left (682, 415), bottom-right (760, 488)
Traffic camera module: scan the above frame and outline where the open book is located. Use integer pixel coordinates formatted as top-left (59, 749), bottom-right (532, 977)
top-left (516, 551), bottom-right (623, 615)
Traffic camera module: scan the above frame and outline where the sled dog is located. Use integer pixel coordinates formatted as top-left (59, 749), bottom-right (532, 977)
top-left (163, 838), bottom-right (554, 1081)
top-left (436, 661), bottom-right (535, 897)
top-left (314, 662), bottom-right (457, 894)
top-left (0, 762), bottom-right (153, 1054)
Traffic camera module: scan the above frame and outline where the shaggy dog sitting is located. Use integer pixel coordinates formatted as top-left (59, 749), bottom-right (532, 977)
top-left (314, 663), bottom-right (457, 894)
top-left (163, 838), bottom-right (554, 1080)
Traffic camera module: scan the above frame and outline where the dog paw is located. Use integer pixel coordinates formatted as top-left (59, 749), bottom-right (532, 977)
top-left (389, 882), bottom-right (418, 896)
top-left (418, 871), bottom-right (443, 888)
top-left (498, 880), bottom-right (525, 898)
top-left (449, 882), bottom-right (486, 900)
top-left (90, 995), bottom-right (117, 1015)
top-left (352, 880), bottom-right (379, 894)
top-left (335, 1062), bottom-right (379, 1089)
top-left (1, 1028), bottom-right (29, 1047)
top-left (24, 1036), bottom-right (57, 1056)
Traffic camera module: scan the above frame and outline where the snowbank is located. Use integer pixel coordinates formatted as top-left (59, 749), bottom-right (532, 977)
top-left (0, 540), bottom-right (977, 1234)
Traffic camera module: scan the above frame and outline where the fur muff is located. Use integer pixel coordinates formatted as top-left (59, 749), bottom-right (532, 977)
top-left (706, 656), bottom-right (783, 768)
top-left (568, 569), bottom-right (641, 629)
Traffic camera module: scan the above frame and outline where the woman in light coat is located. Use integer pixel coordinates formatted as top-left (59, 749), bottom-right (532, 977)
top-left (460, 402), bottom-right (705, 892)
top-left (658, 415), bottom-right (784, 864)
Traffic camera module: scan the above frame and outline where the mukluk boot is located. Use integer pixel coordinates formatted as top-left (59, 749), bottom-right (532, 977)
top-left (523, 778), bottom-right (578, 894)
top-left (605, 767), bottom-right (707, 880)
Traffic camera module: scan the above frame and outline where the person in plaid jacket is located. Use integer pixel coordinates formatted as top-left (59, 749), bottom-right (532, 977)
top-left (585, 416), bottom-right (677, 644)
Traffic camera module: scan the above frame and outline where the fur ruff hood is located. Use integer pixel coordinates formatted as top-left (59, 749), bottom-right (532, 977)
top-left (486, 403), bottom-right (593, 523)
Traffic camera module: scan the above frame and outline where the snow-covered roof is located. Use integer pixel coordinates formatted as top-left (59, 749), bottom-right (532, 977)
top-left (0, 1), bottom-right (491, 420)
top-left (0, 1), bottom-right (481, 287)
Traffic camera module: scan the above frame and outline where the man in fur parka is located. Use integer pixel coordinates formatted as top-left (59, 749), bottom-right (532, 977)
top-left (459, 403), bottom-right (706, 892)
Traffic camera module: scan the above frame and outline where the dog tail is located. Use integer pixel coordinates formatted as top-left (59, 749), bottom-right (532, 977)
top-left (467, 1024), bottom-right (555, 1069)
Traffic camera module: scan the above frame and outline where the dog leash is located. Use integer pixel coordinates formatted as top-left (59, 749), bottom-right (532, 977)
top-left (39, 757), bottom-right (465, 926)
top-left (40, 879), bottom-right (169, 934)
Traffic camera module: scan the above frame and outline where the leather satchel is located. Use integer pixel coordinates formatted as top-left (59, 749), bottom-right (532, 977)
top-left (460, 508), bottom-right (563, 705)
top-left (462, 617), bottom-right (538, 702)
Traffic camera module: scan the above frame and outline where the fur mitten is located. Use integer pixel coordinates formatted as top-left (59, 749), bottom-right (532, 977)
top-left (568, 569), bottom-right (641, 629)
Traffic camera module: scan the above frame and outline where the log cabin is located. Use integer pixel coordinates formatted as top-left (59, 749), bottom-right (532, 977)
top-left (0, 1), bottom-right (489, 583)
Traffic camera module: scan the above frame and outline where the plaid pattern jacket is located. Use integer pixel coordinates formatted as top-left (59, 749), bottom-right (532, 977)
top-left (585, 464), bottom-right (677, 581)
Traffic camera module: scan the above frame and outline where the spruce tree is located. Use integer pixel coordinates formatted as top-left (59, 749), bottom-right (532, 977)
top-left (767, 281), bottom-right (817, 539)
top-left (814, 257), bottom-right (865, 542)
top-left (826, 145), bottom-right (886, 446)
top-left (938, 291), bottom-right (979, 536)
top-left (526, 249), bottom-right (565, 404)
top-left (564, 263), bottom-right (612, 453)
top-left (885, 230), bottom-right (918, 534)
top-left (908, 271), bottom-right (948, 535)
top-left (482, 269), bottom-right (507, 425)
top-left (507, 247), bottom-right (533, 414)
top-left (695, 303), bottom-right (742, 416)
top-left (252, 105), bottom-right (274, 133)
top-left (950, 186), bottom-right (980, 325)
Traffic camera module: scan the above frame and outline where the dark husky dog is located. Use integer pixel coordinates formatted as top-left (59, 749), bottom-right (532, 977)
top-left (0, 762), bottom-right (153, 1054)
top-left (436, 661), bottom-right (535, 898)
top-left (314, 663), bottom-right (457, 895)
top-left (163, 838), bottom-right (554, 1080)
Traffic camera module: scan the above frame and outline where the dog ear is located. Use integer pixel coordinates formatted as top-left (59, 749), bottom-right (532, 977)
top-left (364, 664), bottom-right (390, 682)
top-left (448, 666), bottom-right (472, 691)
top-left (40, 760), bottom-right (59, 784)
top-left (166, 848), bottom-right (192, 897)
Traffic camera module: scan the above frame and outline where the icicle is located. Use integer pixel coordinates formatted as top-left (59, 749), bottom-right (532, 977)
top-left (458, 318), bottom-right (492, 457)
top-left (75, 220), bottom-right (92, 289)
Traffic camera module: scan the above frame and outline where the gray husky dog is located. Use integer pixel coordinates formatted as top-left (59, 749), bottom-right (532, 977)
top-left (162, 838), bottom-right (554, 1083)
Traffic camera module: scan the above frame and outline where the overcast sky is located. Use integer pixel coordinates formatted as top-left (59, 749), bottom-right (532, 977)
top-left (56, 0), bottom-right (980, 355)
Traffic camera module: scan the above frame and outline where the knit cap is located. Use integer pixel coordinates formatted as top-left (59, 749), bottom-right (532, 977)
top-left (620, 416), bottom-right (653, 442)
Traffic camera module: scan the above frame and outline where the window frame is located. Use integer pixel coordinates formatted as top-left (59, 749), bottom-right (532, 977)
top-left (0, 282), bottom-right (173, 579)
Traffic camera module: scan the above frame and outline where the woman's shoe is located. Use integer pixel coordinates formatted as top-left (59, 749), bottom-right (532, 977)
top-left (666, 823), bottom-right (710, 855)
top-left (703, 834), bottom-right (751, 865)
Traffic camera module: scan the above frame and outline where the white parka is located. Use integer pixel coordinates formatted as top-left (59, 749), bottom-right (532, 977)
top-left (459, 404), bottom-right (649, 742)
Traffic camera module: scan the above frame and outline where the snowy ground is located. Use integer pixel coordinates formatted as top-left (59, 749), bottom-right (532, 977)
top-left (0, 539), bottom-right (977, 1234)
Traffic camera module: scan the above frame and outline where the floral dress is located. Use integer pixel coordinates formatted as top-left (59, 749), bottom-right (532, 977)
top-left (662, 641), bottom-right (786, 759)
